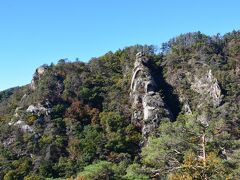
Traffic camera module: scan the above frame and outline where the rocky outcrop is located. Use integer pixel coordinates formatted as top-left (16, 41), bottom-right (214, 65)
top-left (191, 69), bottom-right (223, 107)
top-left (183, 102), bottom-right (192, 114)
top-left (30, 65), bottom-right (48, 90)
top-left (14, 120), bottom-right (33, 132)
top-left (8, 108), bottom-right (34, 133)
top-left (8, 101), bottom-right (50, 133)
top-left (130, 52), bottom-right (172, 140)
top-left (26, 102), bottom-right (50, 116)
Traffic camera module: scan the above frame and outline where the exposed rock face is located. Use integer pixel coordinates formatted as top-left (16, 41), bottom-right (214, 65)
top-left (183, 102), bottom-right (192, 114)
top-left (15, 120), bottom-right (33, 132)
top-left (8, 107), bottom-right (34, 133)
top-left (26, 103), bottom-right (50, 116)
top-left (191, 69), bottom-right (223, 107)
top-left (30, 65), bottom-right (48, 90)
top-left (8, 107), bottom-right (23, 126)
top-left (8, 101), bottom-right (50, 133)
top-left (130, 52), bottom-right (172, 140)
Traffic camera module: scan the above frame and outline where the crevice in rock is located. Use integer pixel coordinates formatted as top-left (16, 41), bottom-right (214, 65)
top-left (148, 63), bottom-right (181, 120)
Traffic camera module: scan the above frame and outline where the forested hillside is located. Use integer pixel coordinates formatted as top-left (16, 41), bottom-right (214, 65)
top-left (0, 31), bottom-right (240, 180)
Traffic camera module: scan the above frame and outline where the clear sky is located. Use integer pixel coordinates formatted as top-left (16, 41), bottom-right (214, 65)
top-left (0, 0), bottom-right (240, 91)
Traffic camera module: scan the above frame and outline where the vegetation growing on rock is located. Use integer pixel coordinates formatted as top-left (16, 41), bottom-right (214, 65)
top-left (0, 31), bottom-right (240, 179)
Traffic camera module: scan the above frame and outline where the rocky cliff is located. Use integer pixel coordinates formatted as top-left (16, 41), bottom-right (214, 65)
top-left (130, 52), bottom-right (172, 140)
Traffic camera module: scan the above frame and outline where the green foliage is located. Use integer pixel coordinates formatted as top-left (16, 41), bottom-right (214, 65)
top-left (51, 104), bottom-right (66, 119)
top-left (100, 111), bottom-right (123, 132)
top-left (3, 157), bottom-right (32, 180)
top-left (78, 125), bottom-right (104, 164)
top-left (39, 134), bottom-right (53, 147)
top-left (141, 113), bottom-right (238, 179)
top-left (39, 160), bottom-right (56, 178)
top-left (124, 164), bottom-right (149, 180)
top-left (26, 114), bottom-right (38, 125)
top-left (169, 150), bottom-right (227, 179)
top-left (99, 111), bottom-right (140, 155)
top-left (77, 161), bottom-right (113, 180)
top-left (24, 174), bottom-right (44, 180)
top-left (54, 157), bottom-right (76, 178)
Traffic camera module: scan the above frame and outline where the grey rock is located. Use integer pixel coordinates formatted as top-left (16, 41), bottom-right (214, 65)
top-left (26, 103), bottom-right (50, 116)
top-left (15, 120), bottom-right (33, 132)
top-left (191, 69), bottom-right (223, 107)
top-left (130, 52), bottom-right (172, 141)
top-left (30, 65), bottom-right (48, 90)
top-left (3, 137), bottom-right (15, 147)
top-left (8, 119), bottom-right (33, 133)
top-left (183, 102), bottom-right (192, 114)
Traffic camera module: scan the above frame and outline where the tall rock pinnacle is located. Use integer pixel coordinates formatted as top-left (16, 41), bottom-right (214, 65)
top-left (130, 52), bottom-right (172, 141)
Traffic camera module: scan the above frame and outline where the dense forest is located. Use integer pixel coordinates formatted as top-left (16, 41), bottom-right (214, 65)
top-left (0, 31), bottom-right (240, 179)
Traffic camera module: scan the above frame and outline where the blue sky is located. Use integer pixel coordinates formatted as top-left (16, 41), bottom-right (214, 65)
top-left (0, 0), bottom-right (239, 90)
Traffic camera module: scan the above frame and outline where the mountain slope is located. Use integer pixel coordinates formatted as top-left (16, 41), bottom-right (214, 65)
top-left (0, 31), bottom-right (240, 179)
